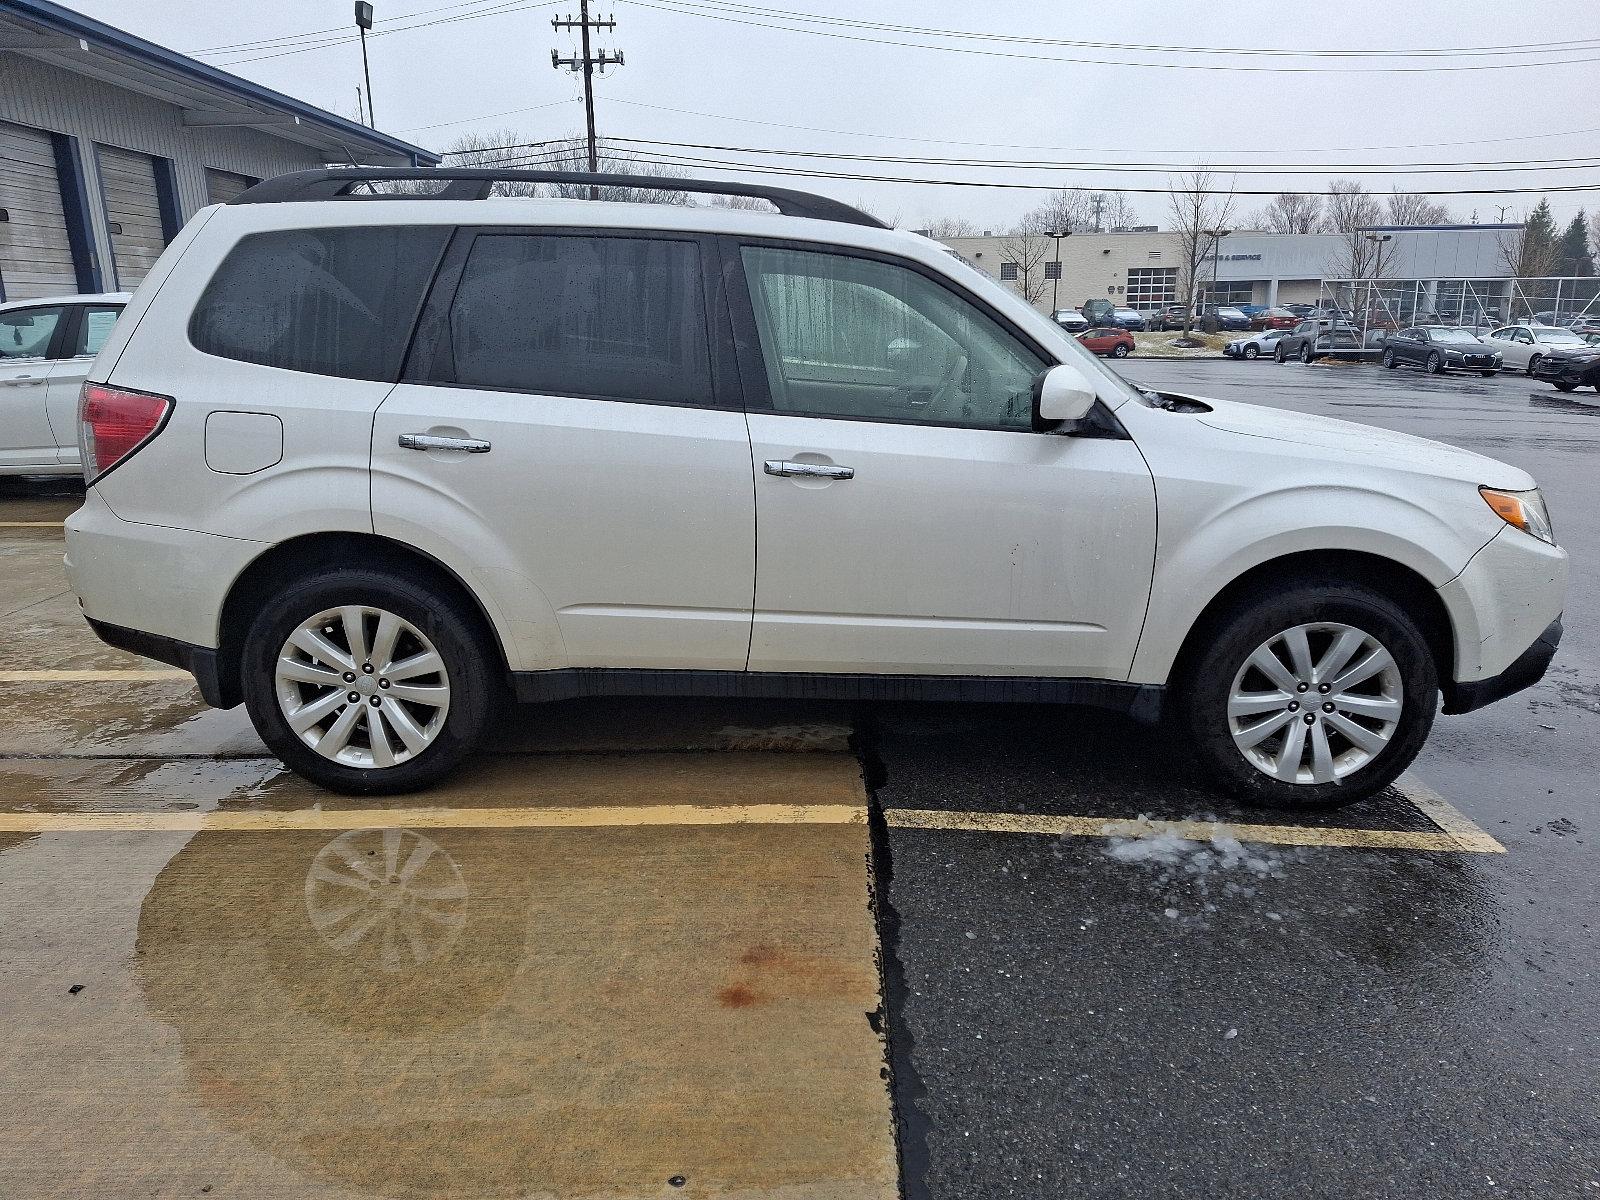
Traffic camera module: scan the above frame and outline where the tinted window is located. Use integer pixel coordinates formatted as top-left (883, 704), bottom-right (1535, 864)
top-left (190, 226), bottom-right (449, 381)
top-left (428, 234), bottom-right (711, 405)
top-left (73, 305), bottom-right (122, 357)
top-left (0, 306), bottom-right (63, 360)
top-left (741, 246), bottom-right (1045, 430)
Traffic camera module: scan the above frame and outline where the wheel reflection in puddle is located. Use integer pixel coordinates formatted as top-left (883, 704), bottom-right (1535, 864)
top-left (304, 828), bottom-right (467, 972)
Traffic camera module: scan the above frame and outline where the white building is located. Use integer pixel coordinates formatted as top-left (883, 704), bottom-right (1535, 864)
top-left (941, 223), bottom-right (1522, 320)
top-left (0, 0), bottom-right (439, 301)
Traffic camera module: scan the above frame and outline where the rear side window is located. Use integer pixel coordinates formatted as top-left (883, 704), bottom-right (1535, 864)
top-left (420, 233), bottom-right (711, 405)
top-left (74, 305), bottom-right (123, 357)
top-left (189, 226), bottom-right (449, 381)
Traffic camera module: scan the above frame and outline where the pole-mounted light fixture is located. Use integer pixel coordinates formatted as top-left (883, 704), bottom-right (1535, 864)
top-left (354, 2), bottom-right (375, 127)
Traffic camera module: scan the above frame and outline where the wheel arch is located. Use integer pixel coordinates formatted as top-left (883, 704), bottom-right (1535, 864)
top-left (1163, 549), bottom-right (1454, 698)
top-left (213, 532), bottom-right (512, 709)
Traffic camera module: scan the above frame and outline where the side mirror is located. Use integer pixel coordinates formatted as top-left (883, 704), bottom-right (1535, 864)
top-left (1032, 362), bottom-right (1097, 431)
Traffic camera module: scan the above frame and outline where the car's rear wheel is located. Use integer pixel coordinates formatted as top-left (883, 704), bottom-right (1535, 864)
top-left (1426, 351), bottom-right (1444, 374)
top-left (1176, 580), bottom-right (1437, 808)
top-left (1244, 345), bottom-right (1259, 359)
top-left (241, 568), bottom-right (497, 794)
top-left (1553, 380), bottom-right (1578, 392)
top-left (1382, 348), bottom-right (1398, 369)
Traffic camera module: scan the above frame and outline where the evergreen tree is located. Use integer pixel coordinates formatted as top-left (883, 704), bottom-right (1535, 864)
top-left (1555, 212), bottom-right (1596, 276)
top-left (1515, 200), bottom-right (1561, 277)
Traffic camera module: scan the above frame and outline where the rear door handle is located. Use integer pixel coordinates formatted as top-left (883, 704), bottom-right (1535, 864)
top-left (4, 376), bottom-right (44, 387)
top-left (763, 459), bottom-right (853, 480)
top-left (399, 433), bottom-right (491, 453)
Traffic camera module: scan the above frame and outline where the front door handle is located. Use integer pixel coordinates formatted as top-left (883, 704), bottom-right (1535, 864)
top-left (399, 433), bottom-right (491, 454)
top-left (4, 376), bottom-right (44, 387)
top-left (764, 459), bottom-right (854, 480)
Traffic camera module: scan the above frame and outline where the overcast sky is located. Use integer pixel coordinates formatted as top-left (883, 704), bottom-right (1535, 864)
top-left (58, 0), bottom-right (1600, 233)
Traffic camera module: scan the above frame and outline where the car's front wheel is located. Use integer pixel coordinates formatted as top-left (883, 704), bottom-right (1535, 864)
top-left (1426, 351), bottom-right (1444, 374)
top-left (1176, 580), bottom-right (1438, 808)
top-left (241, 568), bottom-right (498, 794)
top-left (1553, 380), bottom-right (1578, 392)
top-left (1382, 348), bottom-right (1398, 369)
top-left (1244, 345), bottom-right (1259, 360)
top-left (1111, 342), bottom-right (1130, 358)
top-left (1527, 354), bottom-right (1542, 376)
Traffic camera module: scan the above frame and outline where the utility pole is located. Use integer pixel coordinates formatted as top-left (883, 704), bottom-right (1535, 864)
top-left (354, 2), bottom-right (375, 127)
top-left (552, 2), bottom-right (623, 200)
top-left (1090, 193), bottom-right (1105, 234)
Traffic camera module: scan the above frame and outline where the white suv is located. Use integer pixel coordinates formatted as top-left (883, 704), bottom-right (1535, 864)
top-left (65, 169), bottom-right (1567, 806)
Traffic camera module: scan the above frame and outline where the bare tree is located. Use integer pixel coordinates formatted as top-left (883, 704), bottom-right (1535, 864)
top-left (536, 138), bottom-right (689, 204)
top-left (1249, 193), bottom-right (1324, 234)
top-left (1022, 188), bottom-right (1138, 234)
top-left (919, 215), bottom-right (980, 238)
top-left (1323, 180), bottom-right (1387, 285)
top-left (998, 227), bottom-right (1051, 306)
top-left (1385, 189), bottom-right (1451, 226)
top-left (1096, 191), bottom-right (1140, 231)
top-left (1496, 200), bottom-right (1560, 281)
top-left (1166, 168), bottom-right (1238, 338)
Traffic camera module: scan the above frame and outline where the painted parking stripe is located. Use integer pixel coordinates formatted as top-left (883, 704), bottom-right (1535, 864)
top-left (0, 670), bottom-right (192, 681)
top-left (0, 802), bottom-right (868, 834)
top-left (884, 809), bottom-right (1501, 853)
top-left (0, 522), bottom-right (64, 528)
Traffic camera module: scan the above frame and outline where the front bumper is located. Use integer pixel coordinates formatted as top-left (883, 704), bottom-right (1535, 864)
top-left (1442, 617), bottom-right (1562, 714)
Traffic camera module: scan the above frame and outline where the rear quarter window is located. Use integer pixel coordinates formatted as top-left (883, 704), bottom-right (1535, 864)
top-left (188, 226), bottom-right (449, 381)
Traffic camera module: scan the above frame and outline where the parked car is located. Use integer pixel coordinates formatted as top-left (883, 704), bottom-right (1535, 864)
top-left (1236, 304), bottom-right (1266, 320)
top-left (1284, 304), bottom-right (1316, 318)
top-left (1080, 298), bottom-right (1116, 327)
top-left (1111, 306), bottom-right (1147, 331)
top-left (1274, 320), bottom-right (1374, 362)
top-left (1381, 327), bottom-right (1502, 376)
top-left (1251, 307), bottom-right (1299, 331)
top-left (1482, 324), bottom-right (1591, 374)
top-left (1078, 326), bottom-right (1135, 357)
top-left (1565, 314), bottom-right (1600, 336)
top-left (1530, 344), bottom-right (1600, 393)
top-left (1052, 308), bottom-right (1088, 333)
top-left (1223, 328), bottom-right (1292, 360)
top-left (1154, 304), bottom-right (1189, 331)
top-left (1206, 305), bottom-right (1251, 332)
top-left (0, 292), bottom-right (129, 477)
top-left (64, 167), bottom-right (1566, 810)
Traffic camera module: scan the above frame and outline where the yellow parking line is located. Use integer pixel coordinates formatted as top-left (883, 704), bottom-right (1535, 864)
top-left (0, 802), bottom-right (868, 834)
top-left (884, 808), bottom-right (1500, 852)
top-left (1398, 777), bottom-right (1506, 851)
top-left (0, 521), bottom-right (63, 528)
top-left (0, 669), bottom-right (192, 681)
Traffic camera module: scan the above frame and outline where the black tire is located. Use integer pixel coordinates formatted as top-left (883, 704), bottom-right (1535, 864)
top-left (1299, 343), bottom-right (1315, 364)
top-left (1382, 349), bottom-right (1398, 369)
top-left (1111, 342), bottom-right (1130, 358)
top-left (1174, 579), bottom-right (1438, 809)
top-left (1426, 352), bottom-right (1444, 375)
top-left (1244, 344), bottom-right (1259, 360)
top-left (240, 567), bottom-right (498, 794)
top-left (1526, 354), bottom-right (1542, 376)
top-left (1553, 380), bottom-right (1578, 392)
top-left (1275, 345), bottom-right (1288, 363)
top-left (1480, 371), bottom-right (1498, 378)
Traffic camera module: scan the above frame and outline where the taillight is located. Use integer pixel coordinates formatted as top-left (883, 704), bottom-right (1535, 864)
top-left (79, 382), bottom-right (172, 482)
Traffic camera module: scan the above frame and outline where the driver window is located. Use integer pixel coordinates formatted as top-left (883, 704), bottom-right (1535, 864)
top-left (740, 245), bottom-right (1045, 430)
top-left (0, 306), bottom-right (64, 360)
top-left (1516, 329), bottom-right (1534, 344)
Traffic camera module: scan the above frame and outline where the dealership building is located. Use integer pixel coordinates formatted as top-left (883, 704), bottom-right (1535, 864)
top-left (941, 223), bottom-right (1522, 321)
top-left (0, 0), bottom-right (439, 302)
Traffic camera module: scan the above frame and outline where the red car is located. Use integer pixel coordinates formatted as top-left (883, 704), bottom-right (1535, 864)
top-left (1078, 326), bottom-right (1134, 357)
top-left (1251, 307), bottom-right (1299, 330)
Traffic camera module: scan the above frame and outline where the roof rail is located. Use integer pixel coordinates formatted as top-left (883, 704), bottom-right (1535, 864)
top-left (231, 168), bottom-right (889, 228)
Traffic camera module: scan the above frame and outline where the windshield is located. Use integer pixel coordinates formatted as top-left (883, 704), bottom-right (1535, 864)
top-left (1539, 328), bottom-right (1585, 344)
top-left (1432, 329), bottom-right (1480, 344)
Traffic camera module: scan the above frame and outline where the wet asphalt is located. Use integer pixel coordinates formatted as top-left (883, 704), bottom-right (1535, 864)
top-left (873, 360), bottom-right (1599, 1198)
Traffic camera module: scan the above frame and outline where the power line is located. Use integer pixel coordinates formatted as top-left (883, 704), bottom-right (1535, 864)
top-left (206, 1), bottom-right (558, 66)
top-left (189, 0), bottom-right (512, 54)
top-left (631, 0), bottom-right (1600, 73)
top-left (438, 133), bottom-right (1600, 175)
top-left (475, 145), bottom-right (1600, 198)
top-left (643, 0), bottom-right (1600, 60)
top-left (397, 97), bottom-right (576, 134)
top-left (599, 97), bottom-right (1600, 160)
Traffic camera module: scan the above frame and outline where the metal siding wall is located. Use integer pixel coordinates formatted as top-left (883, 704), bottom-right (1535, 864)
top-left (0, 53), bottom-right (330, 288)
top-left (0, 119), bottom-right (75, 298)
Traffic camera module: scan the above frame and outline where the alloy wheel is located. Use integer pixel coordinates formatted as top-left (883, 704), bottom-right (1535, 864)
top-left (274, 605), bottom-right (451, 769)
top-left (1226, 621), bottom-right (1403, 785)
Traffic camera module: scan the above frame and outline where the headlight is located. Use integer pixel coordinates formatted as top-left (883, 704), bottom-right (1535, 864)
top-left (1481, 486), bottom-right (1556, 545)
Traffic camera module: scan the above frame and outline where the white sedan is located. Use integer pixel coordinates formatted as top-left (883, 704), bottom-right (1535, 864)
top-left (0, 292), bottom-right (129, 475)
top-left (1482, 324), bottom-right (1591, 374)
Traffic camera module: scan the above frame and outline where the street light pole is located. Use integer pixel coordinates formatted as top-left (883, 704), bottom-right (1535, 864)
top-left (354, 2), bottom-right (375, 127)
top-left (1202, 228), bottom-right (1231, 326)
top-left (1363, 232), bottom-right (1393, 328)
top-left (1048, 228), bottom-right (1071, 313)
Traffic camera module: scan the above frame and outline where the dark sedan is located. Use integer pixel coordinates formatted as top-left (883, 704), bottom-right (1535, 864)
top-left (1382, 326), bottom-right (1502, 376)
top-left (1531, 345), bottom-right (1600, 392)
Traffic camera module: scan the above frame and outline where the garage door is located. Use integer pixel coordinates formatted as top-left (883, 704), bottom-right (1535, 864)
top-left (96, 145), bottom-right (167, 290)
top-left (204, 168), bottom-right (256, 205)
top-left (0, 121), bottom-right (77, 301)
